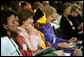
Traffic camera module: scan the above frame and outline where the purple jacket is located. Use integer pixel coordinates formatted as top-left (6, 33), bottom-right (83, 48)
top-left (39, 23), bottom-right (68, 49)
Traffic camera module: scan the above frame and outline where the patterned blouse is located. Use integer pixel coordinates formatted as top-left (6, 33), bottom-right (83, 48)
top-left (17, 27), bottom-right (42, 51)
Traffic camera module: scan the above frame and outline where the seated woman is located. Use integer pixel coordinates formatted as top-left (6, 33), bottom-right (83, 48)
top-left (1, 10), bottom-right (32, 56)
top-left (17, 8), bottom-right (42, 55)
top-left (68, 4), bottom-right (83, 40)
top-left (60, 3), bottom-right (83, 40)
top-left (33, 5), bottom-right (82, 56)
top-left (34, 8), bottom-right (66, 56)
top-left (17, 8), bottom-right (65, 56)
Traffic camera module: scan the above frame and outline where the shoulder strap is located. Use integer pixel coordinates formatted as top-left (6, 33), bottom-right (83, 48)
top-left (9, 37), bottom-right (21, 56)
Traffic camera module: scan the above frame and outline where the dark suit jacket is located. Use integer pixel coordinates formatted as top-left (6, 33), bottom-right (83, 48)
top-left (68, 14), bottom-right (83, 28)
top-left (60, 15), bottom-right (79, 39)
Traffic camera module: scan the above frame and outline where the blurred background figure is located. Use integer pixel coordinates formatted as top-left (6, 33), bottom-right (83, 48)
top-left (10, 1), bottom-right (21, 12)
top-left (21, 1), bottom-right (32, 9)
top-left (1, 1), bottom-right (11, 10)
top-left (42, 1), bottom-right (49, 6)
top-left (32, 1), bottom-right (43, 10)
top-left (77, 1), bottom-right (83, 20)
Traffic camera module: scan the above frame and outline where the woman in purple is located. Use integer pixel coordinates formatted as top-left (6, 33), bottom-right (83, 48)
top-left (33, 5), bottom-right (82, 56)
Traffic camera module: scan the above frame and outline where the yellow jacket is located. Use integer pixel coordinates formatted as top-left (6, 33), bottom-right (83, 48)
top-left (35, 29), bottom-right (46, 49)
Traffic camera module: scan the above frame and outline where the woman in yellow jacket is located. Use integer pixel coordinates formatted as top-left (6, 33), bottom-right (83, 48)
top-left (33, 8), bottom-right (65, 56)
top-left (35, 29), bottom-right (46, 49)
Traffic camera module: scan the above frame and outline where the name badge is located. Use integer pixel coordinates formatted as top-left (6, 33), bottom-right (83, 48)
top-left (23, 44), bottom-right (27, 51)
top-left (53, 38), bottom-right (56, 43)
top-left (72, 27), bottom-right (75, 30)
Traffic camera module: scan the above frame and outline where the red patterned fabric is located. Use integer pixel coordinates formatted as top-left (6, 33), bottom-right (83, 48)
top-left (15, 36), bottom-right (32, 56)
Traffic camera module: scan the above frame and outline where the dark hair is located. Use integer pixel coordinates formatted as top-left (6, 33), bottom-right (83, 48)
top-left (18, 8), bottom-right (34, 26)
top-left (1, 10), bottom-right (18, 37)
top-left (1, 1), bottom-right (11, 7)
top-left (10, 1), bottom-right (20, 12)
top-left (62, 3), bottom-right (72, 14)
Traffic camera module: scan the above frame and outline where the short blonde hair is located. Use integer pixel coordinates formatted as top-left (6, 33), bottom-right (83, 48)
top-left (71, 4), bottom-right (81, 12)
top-left (32, 1), bottom-right (43, 10)
top-left (42, 5), bottom-right (57, 18)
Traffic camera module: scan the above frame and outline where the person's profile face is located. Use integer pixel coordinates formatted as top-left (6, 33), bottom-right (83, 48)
top-left (46, 15), bottom-right (53, 23)
top-left (42, 1), bottom-right (49, 6)
top-left (64, 6), bottom-right (71, 15)
top-left (74, 8), bottom-right (79, 17)
top-left (4, 15), bottom-right (19, 32)
top-left (26, 16), bottom-right (34, 26)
